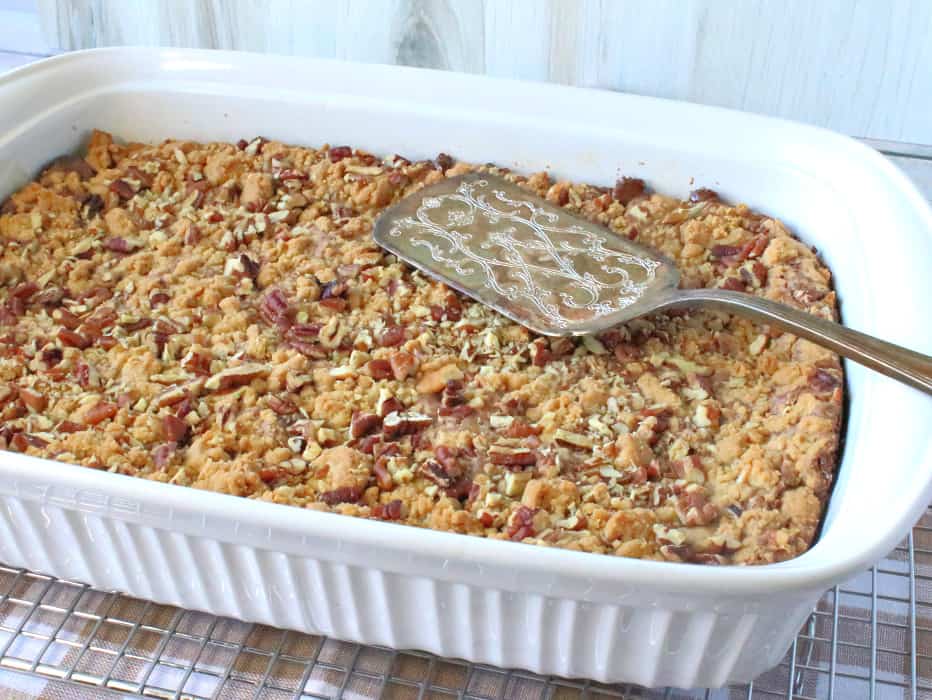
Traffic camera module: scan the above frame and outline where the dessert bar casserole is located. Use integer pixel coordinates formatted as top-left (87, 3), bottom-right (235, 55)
top-left (0, 131), bottom-right (843, 565)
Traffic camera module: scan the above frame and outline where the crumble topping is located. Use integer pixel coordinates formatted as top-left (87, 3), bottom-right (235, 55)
top-left (0, 130), bottom-right (843, 564)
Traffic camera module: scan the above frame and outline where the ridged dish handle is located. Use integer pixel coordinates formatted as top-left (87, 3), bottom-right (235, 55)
top-left (658, 289), bottom-right (932, 396)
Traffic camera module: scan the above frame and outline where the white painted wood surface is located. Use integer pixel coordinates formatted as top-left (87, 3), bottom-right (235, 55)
top-left (0, 0), bottom-right (52, 70)
top-left (28, 0), bottom-right (932, 145)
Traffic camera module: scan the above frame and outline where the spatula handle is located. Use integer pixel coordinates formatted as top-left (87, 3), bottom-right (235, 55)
top-left (660, 289), bottom-right (932, 396)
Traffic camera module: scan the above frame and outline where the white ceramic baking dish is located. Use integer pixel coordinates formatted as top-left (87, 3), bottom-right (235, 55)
top-left (0, 48), bottom-right (930, 689)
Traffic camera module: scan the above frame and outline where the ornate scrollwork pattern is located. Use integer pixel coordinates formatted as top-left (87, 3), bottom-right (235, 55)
top-left (387, 178), bottom-right (659, 330)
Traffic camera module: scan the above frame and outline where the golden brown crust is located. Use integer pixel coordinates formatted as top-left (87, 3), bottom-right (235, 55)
top-left (0, 131), bottom-right (843, 565)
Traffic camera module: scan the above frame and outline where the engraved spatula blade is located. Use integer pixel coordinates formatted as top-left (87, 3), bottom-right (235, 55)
top-left (373, 172), bottom-right (932, 394)
top-left (372, 173), bottom-right (680, 336)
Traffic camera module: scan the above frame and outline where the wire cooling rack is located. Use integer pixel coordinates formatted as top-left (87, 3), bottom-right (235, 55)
top-left (0, 505), bottom-right (929, 699)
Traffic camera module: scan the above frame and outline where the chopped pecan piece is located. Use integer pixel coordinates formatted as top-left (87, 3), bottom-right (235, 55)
top-left (445, 477), bottom-right (473, 501)
top-left (288, 339), bottom-right (327, 358)
top-left (11, 282), bottom-right (39, 300)
top-left (488, 445), bottom-right (536, 468)
top-left (389, 351), bottom-right (416, 381)
top-left (22, 434), bottom-right (48, 449)
top-left (417, 363), bottom-right (462, 394)
top-left (83, 193), bottom-right (104, 218)
top-left (162, 414), bottom-right (191, 445)
top-left (720, 277), bottom-right (745, 292)
top-left (438, 404), bottom-right (476, 418)
top-left (328, 146), bottom-right (352, 162)
top-left (660, 544), bottom-right (695, 562)
top-left (54, 309), bottom-right (81, 330)
top-left (372, 460), bottom-right (394, 490)
top-left (83, 402), bottom-right (118, 425)
top-left (319, 297), bottom-right (346, 312)
top-left (710, 244), bottom-right (741, 259)
top-left (637, 407), bottom-right (672, 445)
top-left (505, 505), bottom-right (537, 541)
top-left (372, 499), bottom-right (403, 520)
top-left (18, 387), bottom-right (47, 412)
top-left (553, 429), bottom-right (593, 448)
top-left (287, 323), bottom-right (322, 339)
top-left (180, 350), bottom-right (211, 375)
top-left (550, 337), bottom-right (575, 358)
top-left (175, 396), bottom-right (194, 419)
top-left (379, 325), bottom-right (406, 347)
top-left (748, 260), bottom-right (768, 286)
top-left (368, 358), bottom-right (393, 379)
top-left (672, 454), bottom-right (703, 478)
top-left (1, 298), bottom-right (23, 321)
top-left (435, 153), bottom-right (455, 173)
top-left (675, 488), bottom-right (719, 527)
top-left (34, 287), bottom-right (64, 306)
top-left (267, 395), bottom-right (297, 415)
top-left (109, 179), bottom-right (135, 200)
top-left (529, 339), bottom-right (552, 366)
top-left (260, 287), bottom-right (292, 329)
top-left (83, 306), bottom-right (117, 332)
top-left (320, 279), bottom-right (349, 300)
top-left (382, 410), bottom-right (432, 440)
top-left (420, 459), bottom-right (456, 488)
top-left (809, 369), bottom-right (840, 393)
top-left (613, 177), bottom-right (646, 205)
top-left (153, 443), bottom-right (176, 467)
top-left (350, 411), bottom-right (382, 438)
top-left (441, 379), bottom-right (466, 407)
top-left (73, 361), bottom-right (92, 388)
top-left (120, 316), bottom-right (152, 332)
top-left (40, 346), bottom-right (63, 367)
top-left (205, 363), bottom-right (269, 391)
top-left (239, 254), bottom-right (260, 281)
top-left (503, 421), bottom-right (541, 438)
top-left (355, 434), bottom-right (381, 455)
top-left (125, 165), bottom-right (152, 189)
top-left (319, 485), bottom-right (362, 505)
top-left (388, 171), bottom-right (409, 188)
top-left (445, 295), bottom-right (462, 321)
top-left (153, 385), bottom-right (188, 409)
top-left (45, 154), bottom-right (96, 180)
top-left (8, 433), bottom-right (28, 452)
top-left (103, 237), bottom-right (139, 254)
top-left (278, 168), bottom-right (308, 182)
top-left (738, 235), bottom-right (769, 260)
top-left (58, 328), bottom-right (93, 350)
top-left (378, 395), bottom-right (404, 418)
top-left (434, 445), bottom-right (461, 471)
top-left (258, 467), bottom-right (284, 483)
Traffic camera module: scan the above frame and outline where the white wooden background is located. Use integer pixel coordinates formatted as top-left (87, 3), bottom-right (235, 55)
top-left (0, 0), bottom-right (50, 71)
top-left (13, 0), bottom-right (931, 146)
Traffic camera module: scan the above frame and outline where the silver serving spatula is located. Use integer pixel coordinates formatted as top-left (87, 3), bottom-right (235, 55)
top-left (373, 174), bottom-right (932, 395)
